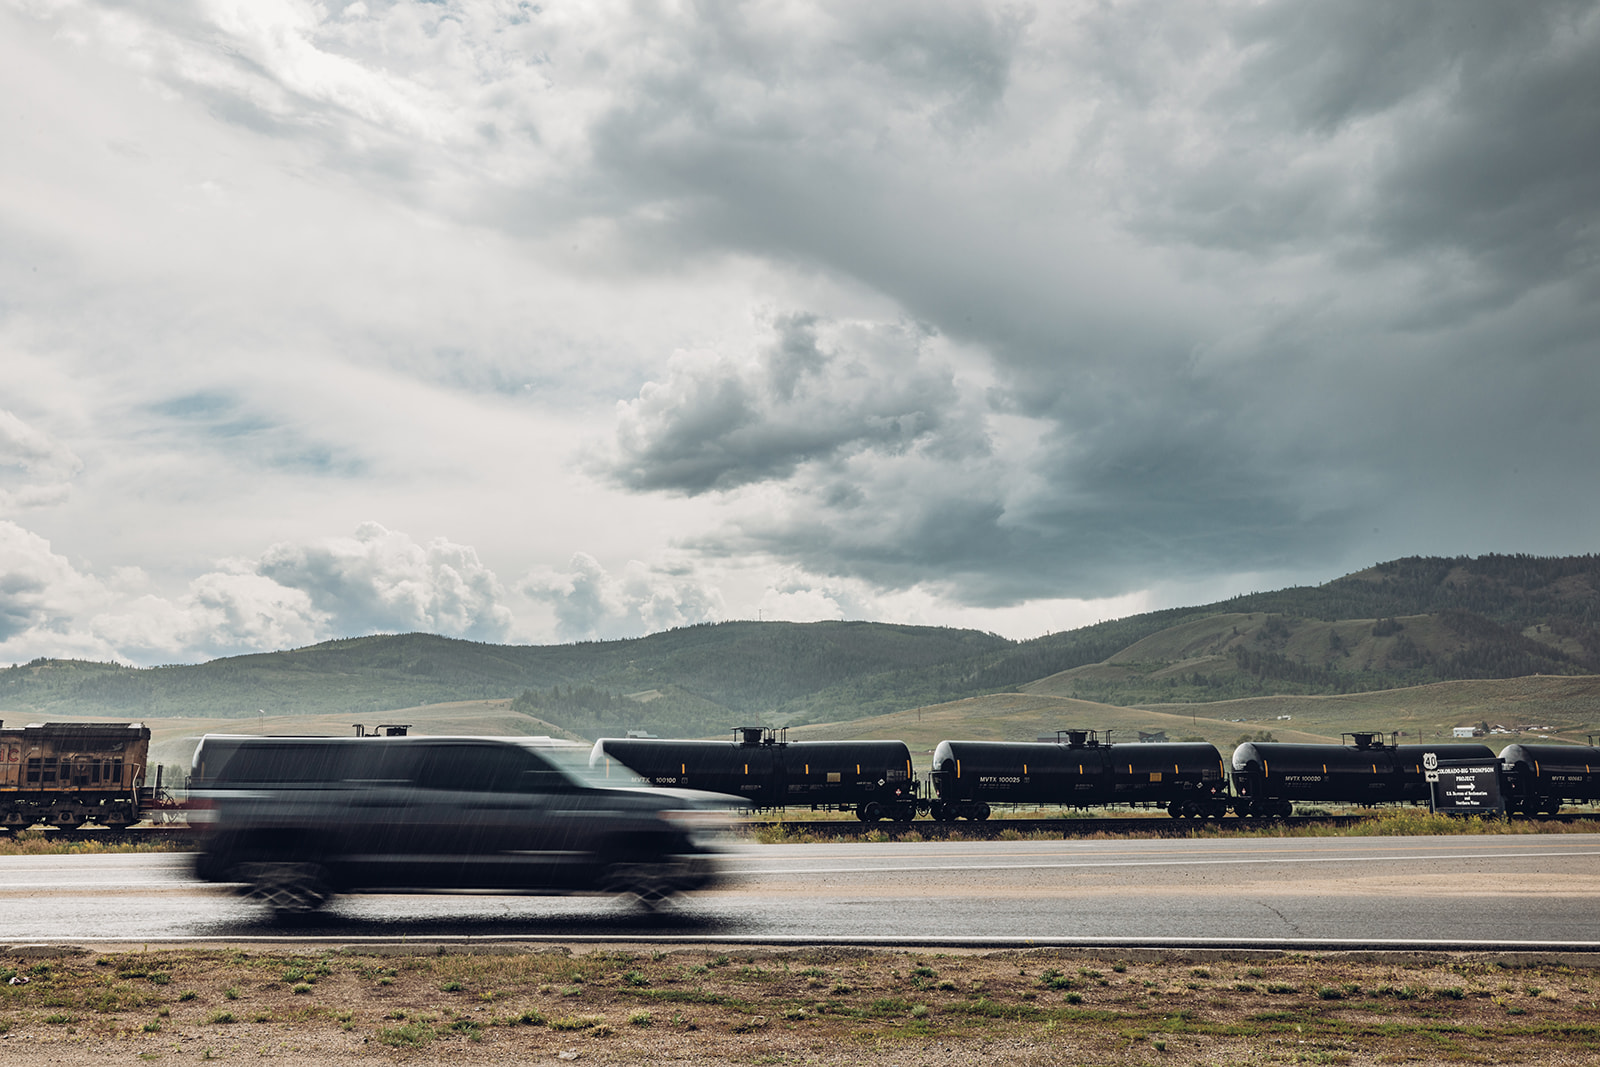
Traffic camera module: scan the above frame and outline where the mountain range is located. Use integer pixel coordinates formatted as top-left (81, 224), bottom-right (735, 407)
top-left (2, 553), bottom-right (1596, 739)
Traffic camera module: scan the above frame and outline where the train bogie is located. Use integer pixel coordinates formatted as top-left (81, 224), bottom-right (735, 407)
top-left (0, 721), bottom-right (152, 829)
top-left (929, 731), bottom-right (1228, 819)
top-left (592, 727), bottom-right (919, 821)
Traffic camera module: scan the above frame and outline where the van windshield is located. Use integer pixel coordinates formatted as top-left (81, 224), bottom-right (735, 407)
top-left (522, 741), bottom-right (615, 789)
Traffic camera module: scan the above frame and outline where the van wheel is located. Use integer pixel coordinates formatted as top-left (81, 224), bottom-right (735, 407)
top-left (237, 862), bottom-right (332, 916)
top-left (603, 863), bottom-right (677, 911)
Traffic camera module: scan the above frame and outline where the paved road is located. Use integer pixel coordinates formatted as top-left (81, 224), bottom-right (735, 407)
top-left (4, 835), bottom-right (1598, 947)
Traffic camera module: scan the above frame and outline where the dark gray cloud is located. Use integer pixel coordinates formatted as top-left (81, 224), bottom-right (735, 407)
top-left (1121, 0), bottom-right (1600, 298)
top-left (603, 313), bottom-right (979, 494)
top-left (585, 1), bottom-right (1600, 606)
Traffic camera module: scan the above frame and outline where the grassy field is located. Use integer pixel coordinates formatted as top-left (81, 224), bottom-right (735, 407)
top-left (1131, 675), bottom-right (1600, 746)
top-left (1, 944), bottom-right (1596, 1065)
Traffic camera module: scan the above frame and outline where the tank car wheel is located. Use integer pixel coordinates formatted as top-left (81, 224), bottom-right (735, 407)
top-left (863, 802), bottom-right (885, 822)
top-left (1276, 800), bottom-right (1293, 819)
top-left (930, 802), bottom-right (953, 822)
top-left (1166, 800), bottom-right (1184, 819)
top-left (1542, 798), bottom-right (1563, 815)
top-left (973, 803), bottom-right (991, 821)
top-left (238, 862), bottom-right (333, 916)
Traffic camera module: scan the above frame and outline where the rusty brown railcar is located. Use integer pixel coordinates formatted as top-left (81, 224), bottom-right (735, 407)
top-left (0, 720), bottom-right (151, 829)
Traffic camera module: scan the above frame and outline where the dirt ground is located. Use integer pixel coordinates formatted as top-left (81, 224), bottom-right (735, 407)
top-left (2, 943), bottom-right (1598, 1066)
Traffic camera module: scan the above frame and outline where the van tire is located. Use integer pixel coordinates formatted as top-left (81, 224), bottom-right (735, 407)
top-left (237, 862), bottom-right (333, 916)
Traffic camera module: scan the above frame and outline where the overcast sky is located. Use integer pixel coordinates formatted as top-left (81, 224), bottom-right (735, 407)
top-left (2, 0), bottom-right (1596, 666)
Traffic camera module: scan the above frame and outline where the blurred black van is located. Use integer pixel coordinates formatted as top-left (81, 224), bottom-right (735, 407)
top-left (189, 734), bottom-right (729, 915)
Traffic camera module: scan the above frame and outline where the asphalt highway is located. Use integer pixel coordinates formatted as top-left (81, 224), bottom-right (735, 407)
top-left (3, 834), bottom-right (1597, 948)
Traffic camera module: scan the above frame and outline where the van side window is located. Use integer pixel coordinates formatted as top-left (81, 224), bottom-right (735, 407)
top-left (415, 745), bottom-right (560, 793)
top-left (216, 744), bottom-right (350, 784)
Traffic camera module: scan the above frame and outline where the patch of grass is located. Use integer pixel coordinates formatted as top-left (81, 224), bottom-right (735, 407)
top-left (378, 1021), bottom-right (436, 1047)
top-left (1039, 969), bottom-right (1074, 990)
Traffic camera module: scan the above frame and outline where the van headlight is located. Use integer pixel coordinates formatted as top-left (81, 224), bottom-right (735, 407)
top-left (658, 809), bottom-right (734, 835)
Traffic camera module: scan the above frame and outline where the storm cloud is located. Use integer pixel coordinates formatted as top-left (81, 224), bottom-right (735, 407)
top-left (0, 0), bottom-right (1595, 663)
top-left (604, 313), bottom-right (980, 495)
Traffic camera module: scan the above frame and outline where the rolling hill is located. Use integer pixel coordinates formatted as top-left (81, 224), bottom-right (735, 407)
top-left (1, 553), bottom-right (1596, 742)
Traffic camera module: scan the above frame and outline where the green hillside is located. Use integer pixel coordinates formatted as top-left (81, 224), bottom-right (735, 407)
top-left (0, 622), bottom-right (1010, 736)
top-left (1, 553), bottom-right (1596, 738)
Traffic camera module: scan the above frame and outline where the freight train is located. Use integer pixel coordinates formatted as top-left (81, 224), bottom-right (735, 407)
top-left (593, 727), bottom-right (1600, 821)
top-left (0, 720), bottom-right (152, 829)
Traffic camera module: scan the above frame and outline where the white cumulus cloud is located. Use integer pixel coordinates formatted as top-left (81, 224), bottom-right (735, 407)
top-left (523, 552), bottom-right (726, 642)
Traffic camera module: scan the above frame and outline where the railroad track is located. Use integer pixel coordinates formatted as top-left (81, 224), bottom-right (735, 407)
top-left (747, 811), bottom-right (1596, 839)
top-left (2, 812), bottom-right (1590, 848)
